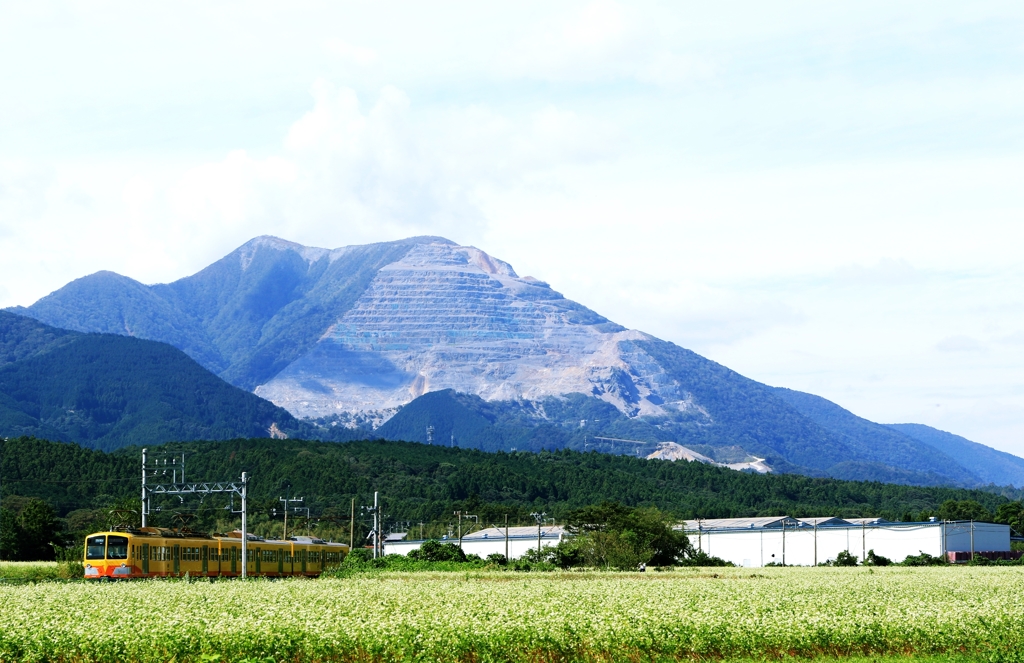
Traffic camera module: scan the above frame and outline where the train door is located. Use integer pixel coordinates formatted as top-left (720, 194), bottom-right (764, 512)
top-left (173, 544), bottom-right (180, 576)
top-left (202, 546), bottom-right (208, 575)
top-left (301, 548), bottom-right (307, 574)
top-left (230, 547), bottom-right (237, 574)
top-left (277, 549), bottom-right (283, 575)
top-left (141, 543), bottom-right (149, 575)
top-left (255, 548), bottom-right (261, 574)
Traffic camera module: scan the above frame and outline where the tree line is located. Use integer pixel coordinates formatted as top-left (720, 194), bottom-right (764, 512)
top-left (2, 436), bottom-right (1022, 561)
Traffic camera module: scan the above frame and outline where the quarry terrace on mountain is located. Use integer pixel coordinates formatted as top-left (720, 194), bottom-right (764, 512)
top-left (10, 235), bottom-right (1024, 489)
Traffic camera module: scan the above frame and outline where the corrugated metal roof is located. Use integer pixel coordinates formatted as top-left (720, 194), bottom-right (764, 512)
top-left (845, 517), bottom-right (890, 525)
top-left (799, 517), bottom-right (851, 527)
top-left (681, 517), bottom-right (801, 531)
top-left (462, 525), bottom-right (565, 539)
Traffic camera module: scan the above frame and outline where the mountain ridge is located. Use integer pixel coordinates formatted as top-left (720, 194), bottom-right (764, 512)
top-left (11, 235), bottom-right (1024, 488)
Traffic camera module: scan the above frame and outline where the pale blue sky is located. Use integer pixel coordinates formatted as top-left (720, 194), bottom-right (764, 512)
top-left (3, 2), bottom-right (1024, 452)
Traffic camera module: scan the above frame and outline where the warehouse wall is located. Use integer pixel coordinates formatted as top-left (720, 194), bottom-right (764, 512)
top-left (384, 534), bottom-right (563, 560)
top-left (690, 522), bottom-right (1009, 567)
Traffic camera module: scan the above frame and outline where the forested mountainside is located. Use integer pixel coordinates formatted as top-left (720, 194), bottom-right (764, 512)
top-left (0, 312), bottom-right (341, 450)
top-left (2, 436), bottom-right (1018, 526)
top-left (889, 423), bottom-right (1024, 488)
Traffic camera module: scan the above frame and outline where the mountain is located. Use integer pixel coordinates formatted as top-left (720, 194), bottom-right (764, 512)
top-left (769, 388), bottom-right (982, 486)
top-left (0, 311), bottom-right (323, 451)
top-left (11, 236), bottom-right (1023, 487)
top-left (887, 423), bottom-right (1024, 488)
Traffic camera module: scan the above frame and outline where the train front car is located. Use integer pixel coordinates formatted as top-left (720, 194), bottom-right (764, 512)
top-left (84, 532), bottom-right (143, 579)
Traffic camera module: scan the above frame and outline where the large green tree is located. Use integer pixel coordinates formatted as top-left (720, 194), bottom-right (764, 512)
top-left (994, 501), bottom-right (1024, 535)
top-left (564, 501), bottom-right (690, 569)
top-left (938, 500), bottom-right (993, 522)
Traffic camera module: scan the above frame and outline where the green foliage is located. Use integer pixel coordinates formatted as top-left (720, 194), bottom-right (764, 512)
top-left (551, 539), bottom-right (585, 569)
top-left (938, 499), bottom-right (993, 522)
top-left (0, 508), bottom-right (18, 560)
top-left (563, 501), bottom-right (690, 569)
top-left (1, 436), bottom-right (1018, 541)
top-left (0, 561), bottom-right (63, 581)
top-left (679, 550), bottom-right (733, 567)
top-left (0, 498), bottom-right (62, 561)
top-left (827, 550), bottom-right (860, 567)
top-left (865, 549), bottom-right (892, 566)
top-left (994, 501), bottom-right (1024, 534)
top-left (900, 551), bottom-right (948, 566)
top-left (408, 540), bottom-right (467, 562)
top-left (485, 553), bottom-right (507, 566)
top-left (0, 312), bottom-right (323, 451)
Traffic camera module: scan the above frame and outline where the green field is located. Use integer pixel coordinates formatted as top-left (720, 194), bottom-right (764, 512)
top-left (1, 567), bottom-right (1022, 662)
top-left (0, 561), bottom-right (64, 582)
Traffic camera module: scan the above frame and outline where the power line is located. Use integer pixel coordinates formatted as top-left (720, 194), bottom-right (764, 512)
top-left (0, 477), bottom-right (135, 484)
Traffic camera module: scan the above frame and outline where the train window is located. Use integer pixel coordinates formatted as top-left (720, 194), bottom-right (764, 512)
top-left (86, 536), bottom-right (106, 560)
top-left (107, 536), bottom-right (129, 560)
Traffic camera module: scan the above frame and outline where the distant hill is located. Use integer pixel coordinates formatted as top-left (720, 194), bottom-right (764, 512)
top-left (770, 388), bottom-right (981, 486)
top-left (888, 423), bottom-right (1024, 488)
top-left (0, 312), bottom-right (335, 451)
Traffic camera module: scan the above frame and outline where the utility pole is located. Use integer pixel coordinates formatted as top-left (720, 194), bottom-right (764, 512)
top-left (140, 449), bottom-right (249, 577)
top-left (141, 448), bottom-right (148, 528)
top-left (781, 520), bottom-right (786, 566)
top-left (361, 493), bottom-right (382, 558)
top-left (240, 472), bottom-right (248, 578)
top-left (1, 438), bottom-right (4, 560)
top-left (530, 512), bottom-right (546, 557)
top-left (862, 522), bottom-right (866, 563)
top-left (971, 520), bottom-right (975, 560)
top-left (504, 514), bottom-right (509, 561)
top-left (814, 522), bottom-right (818, 566)
top-left (455, 511), bottom-right (463, 548)
top-left (278, 483), bottom-right (303, 540)
top-left (349, 498), bottom-right (355, 551)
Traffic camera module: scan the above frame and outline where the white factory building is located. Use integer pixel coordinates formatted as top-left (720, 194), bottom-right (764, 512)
top-left (683, 517), bottom-right (1012, 567)
top-left (384, 525), bottom-right (566, 560)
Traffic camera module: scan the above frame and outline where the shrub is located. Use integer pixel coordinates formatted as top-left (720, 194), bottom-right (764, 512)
top-left (485, 553), bottom-right (508, 566)
top-left (551, 539), bottom-right (586, 569)
top-left (829, 551), bottom-right (860, 567)
top-left (900, 551), bottom-right (947, 566)
top-left (679, 550), bottom-right (732, 567)
top-left (408, 540), bottom-right (467, 563)
top-left (864, 549), bottom-right (891, 567)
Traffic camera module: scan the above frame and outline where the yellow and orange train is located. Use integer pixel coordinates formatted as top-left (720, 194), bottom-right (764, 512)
top-left (83, 528), bottom-right (349, 579)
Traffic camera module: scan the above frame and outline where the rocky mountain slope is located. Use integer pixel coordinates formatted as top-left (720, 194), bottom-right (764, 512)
top-left (11, 236), bottom-right (1023, 486)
